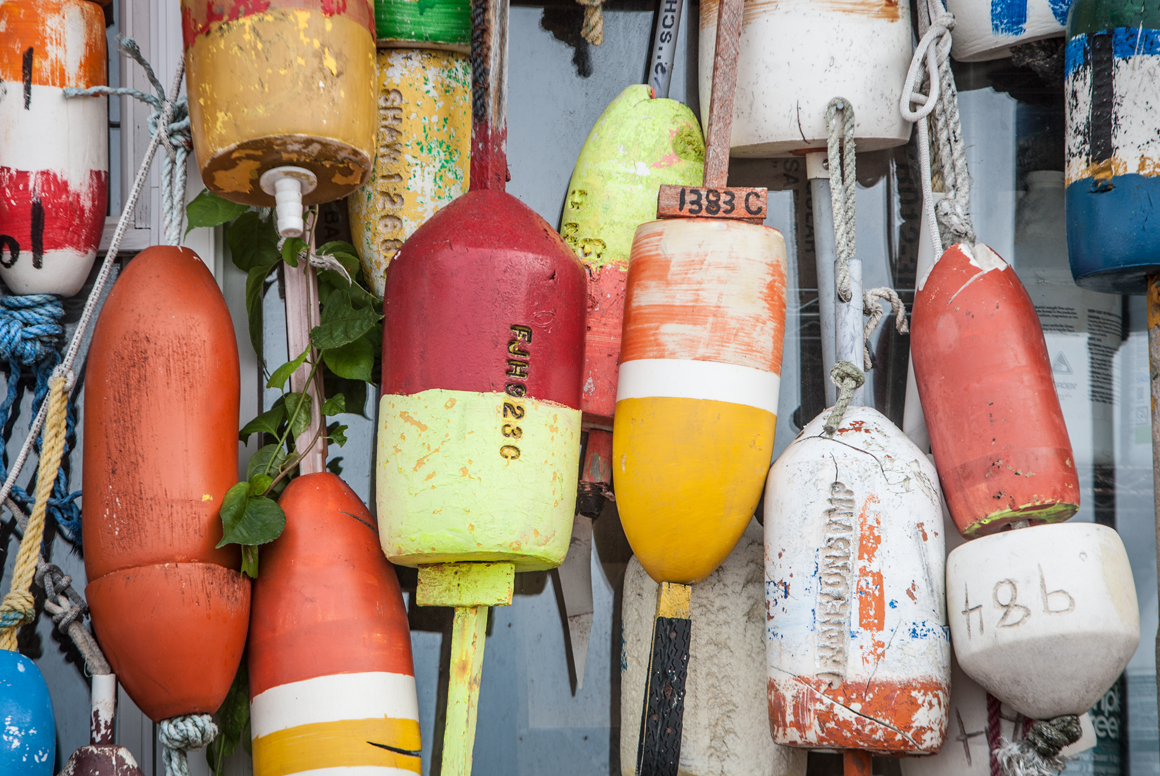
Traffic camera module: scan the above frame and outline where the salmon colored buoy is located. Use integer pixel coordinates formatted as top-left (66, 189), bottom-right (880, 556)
top-left (249, 473), bottom-right (421, 776)
top-left (84, 246), bottom-right (249, 724)
top-left (911, 242), bottom-right (1079, 537)
top-left (0, 0), bottom-right (108, 296)
top-left (182, 0), bottom-right (376, 228)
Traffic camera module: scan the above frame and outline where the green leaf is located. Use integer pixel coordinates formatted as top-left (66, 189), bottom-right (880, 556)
top-left (318, 240), bottom-right (360, 260)
top-left (227, 211), bottom-right (280, 272)
top-left (267, 347), bottom-right (310, 391)
top-left (327, 456), bottom-right (345, 476)
top-left (247, 443), bottom-right (288, 481)
top-left (284, 392), bottom-right (314, 440)
top-left (239, 404), bottom-right (286, 443)
top-left (245, 264), bottom-right (274, 359)
top-left (207, 661), bottom-right (250, 774)
top-left (241, 545), bottom-right (259, 578)
top-left (324, 373), bottom-right (369, 419)
top-left (322, 338), bottom-right (374, 383)
top-left (281, 237), bottom-right (307, 268)
top-left (320, 393), bottom-right (346, 416)
top-left (248, 473), bottom-right (274, 497)
top-left (327, 422), bottom-right (348, 447)
top-left (319, 269), bottom-right (378, 307)
top-left (219, 492), bottom-right (286, 549)
top-left (311, 300), bottom-right (380, 350)
top-left (186, 189), bottom-right (249, 236)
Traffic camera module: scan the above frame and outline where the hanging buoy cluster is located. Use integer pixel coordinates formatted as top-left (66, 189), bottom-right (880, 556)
top-left (348, 0), bottom-right (472, 297)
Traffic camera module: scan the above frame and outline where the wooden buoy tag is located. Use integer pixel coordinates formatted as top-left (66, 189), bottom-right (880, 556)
top-left (348, 47), bottom-right (471, 298)
top-left (0, 0), bottom-right (108, 297)
top-left (249, 474), bottom-right (421, 776)
top-left (621, 522), bottom-right (807, 776)
top-left (698, 0), bottom-right (913, 156)
top-left (765, 407), bottom-right (950, 755)
top-left (615, 218), bottom-right (787, 584)
top-left (946, 0), bottom-right (1070, 62)
top-left (182, 0), bottom-right (377, 207)
top-left (911, 242), bottom-right (1079, 537)
top-left (946, 522), bottom-right (1139, 721)
top-left (84, 246), bottom-right (249, 722)
top-left (656, 185), bottom-right (766, 223)
top-left (1064, 1), bottom-right (1160, 292)
top-left (0, 651), bottom-right (55, 776)
top-left (561, 84), bottom-right (705, 426)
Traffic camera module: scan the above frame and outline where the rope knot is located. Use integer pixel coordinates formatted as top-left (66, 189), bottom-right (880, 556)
top-left (0, 588), bottom-right (35, 631)
top-left (995, 715), bottom-right (1082, 776)
top-left (0, 295), bottom-right (64, 368)
top-left (934, 194), bottom-right (977, 245)
top-left (574, 0), bottom-right (605, 45)
top-left (823, 361), bottom-right (865, 436)
top-left (160, 714), bottom-right (219, 776)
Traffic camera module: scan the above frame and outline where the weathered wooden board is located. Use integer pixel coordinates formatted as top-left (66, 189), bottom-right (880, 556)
top-left (765, 406), bottom-right (949, 755)
top-left (0, 0), bottom-right (107, 296)
top-left (1064, 3), bottom-right (1160, 292)
top-left (656, 184), bottom-right (766, 222)
top-left (615, 218), bottom-right (787, 584)
top-left (698, 0), bottom-right (913, 156)
top-left (947, 522), bottom-right (1139, 720)
top-left (911, 242), bottom-right (1078, 537)
top-left (182, 0), bottom-right (377, 206)
top-left (560, 84), bottom-right (704, 425)
top-left (348, 48), bottom-right (471, 298)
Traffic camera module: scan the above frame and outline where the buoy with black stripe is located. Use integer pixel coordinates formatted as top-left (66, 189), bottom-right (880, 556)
top-left (698, 0), bottom-right (913, 156)
top-left (348, 0), bottom-right (471, 297)
top-left (249, 473), bottom-right (420, 776)
top-left (182, 0), bottom-right (377, 237)
top-left (0, 0), bottom-right (107, 296)
top-left (1064, 0), bottom-right (1160, 292)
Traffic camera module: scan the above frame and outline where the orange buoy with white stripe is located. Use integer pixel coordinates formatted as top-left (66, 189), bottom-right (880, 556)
top-left (614, 219), bottom-right (787, 584)
top-left (0, 0), bottom-right (108, 296)
top-left (911, 242), bottom-right (1079, 537)
top-left (249, 473), bottom-right (421, 776)
top-left (84, 246), bottom-right (248, 723)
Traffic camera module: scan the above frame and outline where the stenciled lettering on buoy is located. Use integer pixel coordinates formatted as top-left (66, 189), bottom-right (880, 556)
top-left (817, 481), bottom-right (856, 688)
top-left (375, 86), bottom-right (407, 256)
top-left (501, 324), bottom-right (532, 459)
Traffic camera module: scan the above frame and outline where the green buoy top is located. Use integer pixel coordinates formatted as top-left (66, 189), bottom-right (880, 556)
top-left (375, 0), bottom-right (471, 50)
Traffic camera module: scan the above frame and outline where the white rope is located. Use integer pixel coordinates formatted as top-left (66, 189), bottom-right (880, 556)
top-left (159, 713), bottom-right (218, 776)
top-left (900, 0), bottom-right (975, 257)
top-left (862, 286), bottom-right (909, 366)
top-left (826, 98), bottom-right (857, 303)
top-left (0, 58), bottom-right (186, 512)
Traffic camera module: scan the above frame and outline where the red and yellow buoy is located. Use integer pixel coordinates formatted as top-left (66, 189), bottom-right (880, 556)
top-left (83, 246), bottom-right (248, 722)
top-left (0, 0), bottom-right (108, 296)
top-left (249, 473), bottom-right (421, 776)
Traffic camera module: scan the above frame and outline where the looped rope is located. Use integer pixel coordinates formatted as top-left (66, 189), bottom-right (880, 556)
top-left (160, 714), bottom-right (219, 776)
top-left (823, 361), bottom-right (865, 436)
top-left (65, 37), bottom-right (192, 246)
top-left (862, 286), bottom-right (910, 366)
top-left (825, 98), bottom-right (857, 303)
top-left (900, 1), bottom-right (976, 256)
top-left (995, 715), bottom-right (1082, 776)
top-left (0, 370), bottom-right (68, 650)
top-left (574, 0), bottom-right (605, 45)
top-left (0, 296), bottom-right (64, 367)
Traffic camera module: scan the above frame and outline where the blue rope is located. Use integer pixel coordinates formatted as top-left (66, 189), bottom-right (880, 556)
top-left (0, 296), bottom-right (82, 546)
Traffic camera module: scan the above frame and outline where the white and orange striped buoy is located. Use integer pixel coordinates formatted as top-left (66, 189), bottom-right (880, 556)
top-left (613, 218), bottom-right (787, 585)
top-left (249, 473), bottom-right (421, 776)
top-left (0, 0), bottom-right (108, 296)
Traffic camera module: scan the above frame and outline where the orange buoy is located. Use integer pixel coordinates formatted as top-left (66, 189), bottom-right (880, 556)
top-left (911, 242), bottom-right (1079, 537)
top-left (83, 246), bottom-right (248, 723)
top-left (248, 473), bottom-right (421, 775)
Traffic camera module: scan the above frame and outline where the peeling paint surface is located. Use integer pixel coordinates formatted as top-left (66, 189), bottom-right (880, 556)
top-left (377, 389), bottom-right (580, 571)
top-left (765, 406), bottom-right (949, 754)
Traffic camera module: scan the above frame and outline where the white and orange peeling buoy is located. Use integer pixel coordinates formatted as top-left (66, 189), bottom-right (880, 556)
top-left (765, 406), bottom-right (950, 755)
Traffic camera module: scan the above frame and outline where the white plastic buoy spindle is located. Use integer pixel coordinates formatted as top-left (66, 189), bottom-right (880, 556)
top-left (260, 167), bottom-right (319, 239)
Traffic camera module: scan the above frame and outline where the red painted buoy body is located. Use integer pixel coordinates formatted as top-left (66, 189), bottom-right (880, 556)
top-left (377, 189), bottom-right (588, 570)
top-left (911, 242), bottom-right (1078, 537)
top-left (84, 246), bottom-right (249, 722)
top-left (248, 473), bottom-right (421, 774)
top-left (0, 0), bottom-right (108, 296)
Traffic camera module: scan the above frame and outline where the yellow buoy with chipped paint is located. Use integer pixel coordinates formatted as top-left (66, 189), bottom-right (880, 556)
top-left (182, 0), bottom-right (377, 216)
top-left (348, 48), bottom-right (471, 297)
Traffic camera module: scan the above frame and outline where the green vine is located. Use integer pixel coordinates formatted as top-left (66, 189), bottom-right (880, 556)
top-left (187, 188), bottom-right (382, 578)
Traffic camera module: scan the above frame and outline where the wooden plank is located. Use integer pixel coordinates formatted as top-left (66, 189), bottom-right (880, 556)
top-left (417, 562), bottom-right (515, 607)
top-left (656, 184), bottom-right (766, 223)
top-left (700, 0), bottom-right (744, 188)
top-left (441, 605), bottom-right (490, 776)
top-left (283, 216), bottom-right (326, 476)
